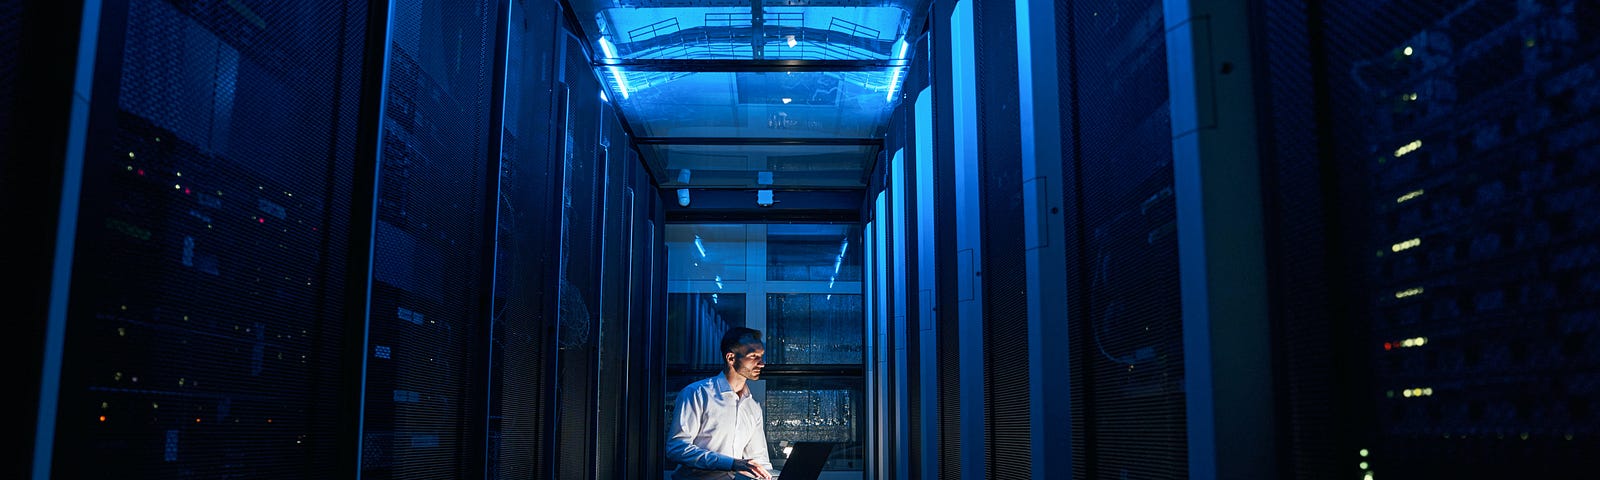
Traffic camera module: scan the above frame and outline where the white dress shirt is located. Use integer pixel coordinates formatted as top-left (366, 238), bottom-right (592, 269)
top-left (667, 374), bottom-right (773, 479)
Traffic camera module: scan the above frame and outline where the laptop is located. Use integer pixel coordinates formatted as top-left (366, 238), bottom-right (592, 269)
top-left (773, 442), bottom-right (834, 480)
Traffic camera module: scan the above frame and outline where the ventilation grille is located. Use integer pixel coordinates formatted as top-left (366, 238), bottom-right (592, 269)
top-left (974, 0), bottom-right (1032, 477)
top-left (1065, 0), bottom-right (1188, 477)
top-left (556, 32), bottom-right (605, 479)
top-left (54, 0), bottom-right (366, 476)
top-left (365, 0), bottom-right (502, 478)
top-left (494, 0), bottom-right (565, 476)
top-left (1256, 2), bottom-right (1343, 478)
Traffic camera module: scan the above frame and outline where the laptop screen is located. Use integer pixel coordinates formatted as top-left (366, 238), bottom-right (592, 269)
top-left (775, 442), bottom-right (834, 480)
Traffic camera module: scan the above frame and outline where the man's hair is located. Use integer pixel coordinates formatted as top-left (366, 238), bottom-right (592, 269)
top-left (720, 326), bottom-right (763, 356)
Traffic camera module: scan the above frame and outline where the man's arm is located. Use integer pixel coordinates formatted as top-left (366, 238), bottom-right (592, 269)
top-left (744, 404), bottom-right (773, 473)
top-left (665, 388), bottom-right (737, 471)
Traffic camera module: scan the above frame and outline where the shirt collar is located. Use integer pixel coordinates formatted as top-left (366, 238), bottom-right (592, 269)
top-left (710, 373), bottom-right (747, 398)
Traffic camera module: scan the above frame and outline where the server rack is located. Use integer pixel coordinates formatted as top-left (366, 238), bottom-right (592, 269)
top-left (40, 1), bottom-right (383, 477)
top-left (14, 0), bottom-right (665, 478)
top-left (494, 0), bottom-right (569, 477)
top-left (363, 1), bottom-right (506, 477)
top-left (1261, 0), bottom-right (1600, 477)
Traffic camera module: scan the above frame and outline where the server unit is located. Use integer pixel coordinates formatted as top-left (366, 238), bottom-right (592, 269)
top-left (1261, 0), bottom-right (1600, 476)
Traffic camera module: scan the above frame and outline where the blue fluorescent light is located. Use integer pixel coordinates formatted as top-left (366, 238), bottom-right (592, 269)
top-left (609, 67), bottom-right (631, 99)
top-left (694, 235), bottom-right (707, 258)
top-left (598, 37), bottom-right (630, 99)
top-left (886, 38), bottom-right (908, 101)
top-left (834, 237), bottom-right (848, 274)
top-left (885, 69), bottom-right (901, 101)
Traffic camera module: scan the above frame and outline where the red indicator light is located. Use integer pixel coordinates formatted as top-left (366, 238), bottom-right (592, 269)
top-left (1384, 342), bottom-right (1392, 351)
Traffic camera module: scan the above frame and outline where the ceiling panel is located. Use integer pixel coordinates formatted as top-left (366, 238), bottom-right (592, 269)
top-left (562, 0), bottom-right (928, 204)
top-left (642, 142), bottom-right (877, 189)
top-left (611, 71), bottom-right (899, 138)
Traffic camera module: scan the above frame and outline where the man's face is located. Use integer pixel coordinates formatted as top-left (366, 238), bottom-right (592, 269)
top-left (727, 343), bottom-right (766, 381)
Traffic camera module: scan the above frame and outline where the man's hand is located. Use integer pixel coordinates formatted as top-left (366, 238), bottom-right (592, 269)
top-left (732, 458), bottom-right (773, 479)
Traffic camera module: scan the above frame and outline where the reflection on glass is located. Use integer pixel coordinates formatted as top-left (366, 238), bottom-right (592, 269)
top-left (663, 223), bottom-right (867, 474)
top-left (661, 289), bottom-right (746, 472)
top-left (621, 72), bottom-right (894, 139)
top-left (667, 293), bottom-right (747, 368)
top-left (764, 377), bottom-right (865, 471)
top-left (645, 144), bottom-right (874, 189)
top-left (667, 224), bottom-right (748, 281)
top-left (767, 294), bottom-right (863, 365)
top-left (594, 6), bottom-right (909, 62)
top-left (768, 224), bottom-right (863, 282)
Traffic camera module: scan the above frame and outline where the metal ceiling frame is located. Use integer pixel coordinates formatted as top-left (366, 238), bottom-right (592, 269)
top-left (556, 0), bottom-right (920, 218)
top-left (594, 58), bottom-right (906, 72)
top-left (635, 136), bottom-right (883, 146)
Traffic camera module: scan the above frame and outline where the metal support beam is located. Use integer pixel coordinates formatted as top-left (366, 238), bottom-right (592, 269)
top-left (635, 136), bottom-right (883, 146)
top-left (751, 0), bottom-right (764, 59)
top-left (593, 59), bottom-right (906, 72)
top-left (1017, 0), bottom-right (1073, 477)
top-left (1166, 0), bottom-right (1277, 478)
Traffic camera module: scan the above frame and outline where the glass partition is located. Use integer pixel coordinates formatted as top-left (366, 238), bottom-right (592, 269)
top-left (765, 376), bottom-right (867, 471)
top-left (768, 224), bottom-right (864, 282)
top-left (642, 144), bottom-right (875, 190)
top-left (664, 223), bottom-right (866, 477)
top-left (767, 294), bottom-right (864, 364)
top-left (617, 71), bottom-right (897, 139)
top-left (596, 6), bottom-right (909, 62)
top-left (667, 223), bottom-right (750, 282)
top-left (667, 292), bottom-right (748, 368)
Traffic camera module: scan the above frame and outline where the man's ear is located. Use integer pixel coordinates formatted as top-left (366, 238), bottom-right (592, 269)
top-left (725, 351), bottom-right (735, 364)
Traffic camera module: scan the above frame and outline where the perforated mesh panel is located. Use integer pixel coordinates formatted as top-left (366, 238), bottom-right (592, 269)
top-left (51, 0), bottom-right (368, 477)
top-left (1064, 0), bottom-right (1188, 478)
top-left (594, 100), bottom-right (632, 480)
top-left (935, 39), bottom-right (961, 479)
top-left (1253, 2), bottom-right (1347, 478)
top-left (363, 0), bottom-right (501, 477)
top-left (929, 6), bottom-right (969, 480)
top-left (624, 155), bottom-right (660, 480)
top-left (494, 0), bottom-right (564, 476)
top-left (885, 57), bottom-right (924, 479)
top-left (1311, 0), bottom-right (1600, 475)
top-left (973, 0), bottom-right (1031, 477)
top-left (937, 265), bottom-right (961, 480)
top-left (556, 31), bottom-right (604, 479)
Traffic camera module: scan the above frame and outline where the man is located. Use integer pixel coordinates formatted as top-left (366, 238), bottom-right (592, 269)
top-left (667, 326), bottom-right (775, 480)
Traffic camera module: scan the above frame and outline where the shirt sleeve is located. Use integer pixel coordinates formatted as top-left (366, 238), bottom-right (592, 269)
top-left (745, 403), bottom-right (773, 472)
top-left (666, 386), bottom-right (737, 471)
